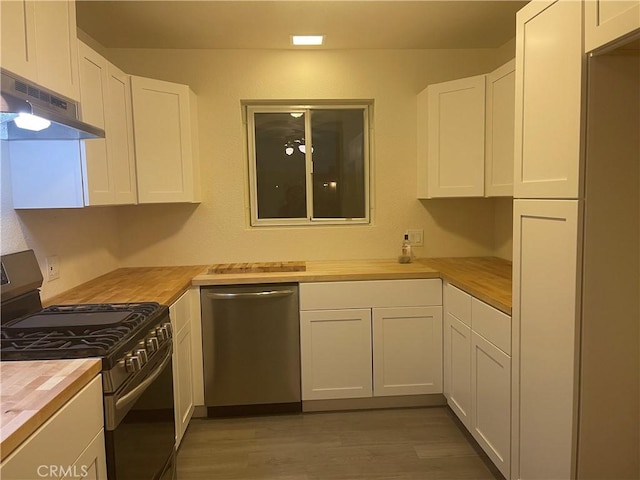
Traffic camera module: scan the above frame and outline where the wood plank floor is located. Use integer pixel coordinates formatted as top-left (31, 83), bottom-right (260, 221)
top-left (176, 407), bottom-right (503, 480)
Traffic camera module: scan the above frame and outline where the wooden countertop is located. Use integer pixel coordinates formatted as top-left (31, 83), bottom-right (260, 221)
top-left (419, 257), bottom-right (512, 315)
top-left (44, 265), bottom-right (207, 306)
top-left (0, 359), bottom-right (102, 462)
top-left (194, 257), bottom-right (512, 314)
top-left (193, 259), bottom-right (441, 285)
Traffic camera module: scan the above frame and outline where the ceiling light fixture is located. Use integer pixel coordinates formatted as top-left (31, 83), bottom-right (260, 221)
top-left (292, 35), bottom-right (324, 46)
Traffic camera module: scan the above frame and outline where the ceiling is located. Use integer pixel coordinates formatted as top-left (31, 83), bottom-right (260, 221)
top-left (76, 1), bottom-right (529, 50)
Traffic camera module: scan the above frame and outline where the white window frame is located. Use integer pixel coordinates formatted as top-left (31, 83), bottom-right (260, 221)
top-left (246, 103), bottom-right (372, 227)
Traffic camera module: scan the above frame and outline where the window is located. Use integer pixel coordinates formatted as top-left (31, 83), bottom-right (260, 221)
top-left (246, 103), bottom-right (371, 226)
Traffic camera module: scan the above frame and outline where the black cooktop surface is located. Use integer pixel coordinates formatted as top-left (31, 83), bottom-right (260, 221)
top-left (0, 302), bottom-right (168, 366)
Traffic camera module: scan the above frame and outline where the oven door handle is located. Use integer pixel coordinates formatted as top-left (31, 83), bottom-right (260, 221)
top-left (115, 349), bottom-right (172, 411)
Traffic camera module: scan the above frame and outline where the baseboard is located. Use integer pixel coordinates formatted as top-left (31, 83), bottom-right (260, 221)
top-left (302, 394), bottom-right (446, 412)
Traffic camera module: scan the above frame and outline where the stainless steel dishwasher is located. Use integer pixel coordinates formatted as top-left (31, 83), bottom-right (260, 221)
top-left (200, 283), bottom-right (301, 416)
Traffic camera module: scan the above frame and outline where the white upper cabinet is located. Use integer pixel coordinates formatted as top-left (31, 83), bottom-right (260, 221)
top-left (417, 61), bottom-right (515, 199)
top-left (585, 0), bottom-right (640, 53)
top-left (422, 75), bottom-right (486, 198)
top-left (78, 41), bottom-right (137, 206)
top-left (105, 63), bottom-right (137, 204)
top-left (514, 0), bottom-right (585, 199)
top-left (131, 76), bottom-right (201, 204)
top-left (1, 0), bottom-right (37, 81)
top-left (0, 0), bottom-right (80, 101)
top-left (485, 59), bottom-right (515, 197)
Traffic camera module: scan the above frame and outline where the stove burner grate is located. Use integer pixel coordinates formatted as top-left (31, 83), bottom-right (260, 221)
top-left (0, 302), bottom-right (164, 359)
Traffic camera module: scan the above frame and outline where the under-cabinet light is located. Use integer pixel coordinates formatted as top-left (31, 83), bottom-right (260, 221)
top-left (13, 113), bottom-right (51, 132)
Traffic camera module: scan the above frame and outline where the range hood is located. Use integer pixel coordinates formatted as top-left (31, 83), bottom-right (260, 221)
top-left (0, 70), bottom-right (105, 141)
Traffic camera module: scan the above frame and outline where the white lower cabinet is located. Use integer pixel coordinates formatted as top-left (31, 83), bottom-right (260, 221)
top-left (170, 288), bottom-right (199, 446)
top-left (470, 331), bottom-right (511, 477)
top-left (443, 282), bottom-right (511, 478)
top-left (300, 308), bottom-right (373, 400)
top-left (299, 279), bottom-right (443, 402)
top-left (0, 376), bottom-right (107, 480)
top-left (443, 314), bottom-right (471, 429)
top-left (372, 306), bottom-right (442, 396)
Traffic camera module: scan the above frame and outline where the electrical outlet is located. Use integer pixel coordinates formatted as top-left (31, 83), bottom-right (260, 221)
top-left (406, 229), bottom-right (424, 247)
top-left (46, 255), bottom-right (60, 281)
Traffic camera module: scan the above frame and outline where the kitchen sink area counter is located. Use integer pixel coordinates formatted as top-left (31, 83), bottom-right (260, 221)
top-left (193, 259), bottom-right (441, 285)
top-left (0, 358), bottom-right (102, 461)
top-left (194, 257), bottom-right (512, 314)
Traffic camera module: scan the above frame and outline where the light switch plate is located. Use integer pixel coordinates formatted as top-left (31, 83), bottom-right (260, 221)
top-left (406, 229), bottom-right (424, 246)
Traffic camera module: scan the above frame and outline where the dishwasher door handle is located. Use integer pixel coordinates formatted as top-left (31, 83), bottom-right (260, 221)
top-left (205, 290), bottom-right (295, 300)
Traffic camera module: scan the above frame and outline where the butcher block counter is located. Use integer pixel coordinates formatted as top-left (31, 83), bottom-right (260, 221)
top-left (0, 359), bottom-right (101, 461)
top-left (42, 258), bottom-right (510, 313)
top-left (44, 265), bottom-right (207, 306)
top-left (193, 257), bottom-right (512, 314)
top-left (419, 257), bottom-right (512, 315)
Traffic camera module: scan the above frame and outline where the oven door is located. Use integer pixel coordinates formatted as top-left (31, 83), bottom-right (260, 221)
top-left (104, 342), bottom-right (176, 480)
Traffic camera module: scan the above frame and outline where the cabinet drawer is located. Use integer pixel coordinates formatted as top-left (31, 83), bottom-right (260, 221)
top-left (471, 298), bottom-right (511, 354)
top-left (444, 283), bottom-right (472, 326)
top-left (299, 279), bottom-right (442, 310)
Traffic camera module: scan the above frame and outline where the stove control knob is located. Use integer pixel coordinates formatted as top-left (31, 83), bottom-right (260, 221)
top-left (135, 348), bottom-right (149, 365)
top-left (159, 323), bottom-right (172, 341)
top-left (164, 322), bottom-right (173, 337)
top-left (155, 326), bottom-right (167, 342)
top-left (125, 353), bottom-right (142, 373)
top-left (146, 336), bottom-right (159, 353)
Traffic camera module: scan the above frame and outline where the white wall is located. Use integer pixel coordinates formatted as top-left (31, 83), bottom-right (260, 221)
top-left (108, 47), bottom-right (508, 266)
top-left (0, 45), bottom-right (515, 302)
top-left (1, 142), bottom-right (121, 300)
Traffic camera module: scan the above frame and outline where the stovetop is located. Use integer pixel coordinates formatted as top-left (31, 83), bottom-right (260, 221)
top-left (0, 302), bottom-right (168, 368)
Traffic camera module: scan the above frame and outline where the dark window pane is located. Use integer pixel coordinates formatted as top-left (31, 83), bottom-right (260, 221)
top-left (311, 109), bottom-right (366, 219)
top-left (254, 113), bottom-right (307, 219)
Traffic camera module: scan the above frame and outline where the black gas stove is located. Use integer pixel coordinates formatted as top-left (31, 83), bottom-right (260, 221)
top-left (0, 301), bottom-right (169, 370)
top-left (1, 250), bottom-right (177, 480)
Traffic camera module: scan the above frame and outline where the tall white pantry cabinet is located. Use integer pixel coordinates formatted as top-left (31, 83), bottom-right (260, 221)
top-left (512, 1), bottom-right (639, 479)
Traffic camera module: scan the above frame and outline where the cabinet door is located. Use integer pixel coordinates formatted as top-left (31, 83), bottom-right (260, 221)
top-left (426, 75), bottom-right (486, 198)
top-left (78, 41), bottom-right (112, 206)
top-left (471, 332), bottom-right (511, 479)
top-left (170, 290), bottom-right (195, 446)
top-left (62, 430), bottom-right (108, 480)
top-left (514, 0), bottom-right (584, 199)
top-left (443, 312), bottom-right (471, 429)
top-left (0, 376), bottom-right (104, 480)
top-left (131, 76), bottom-right (200, 203)
top-left (174, 322), bottom-right (193, 446)
top-left (0, 0), bottom-right (37, 80)
top-left (105, 63), bottom-right (137, 204)
top-left (300, 309), bottom-right (372, 400)
top-left (585, 0), bottom-right (640, 53)
top-left (512, 199), bottom-right (582, 479)
top-left (372, 306), bottom-right (442, 396)
top-left (485, 59), bottom-right (515, 197)
top-left (33, 0), bottom-right (80, 100)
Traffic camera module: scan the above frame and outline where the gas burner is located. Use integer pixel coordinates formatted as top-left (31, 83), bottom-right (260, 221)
top-left (0, 302), bottom-right (168, 367)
